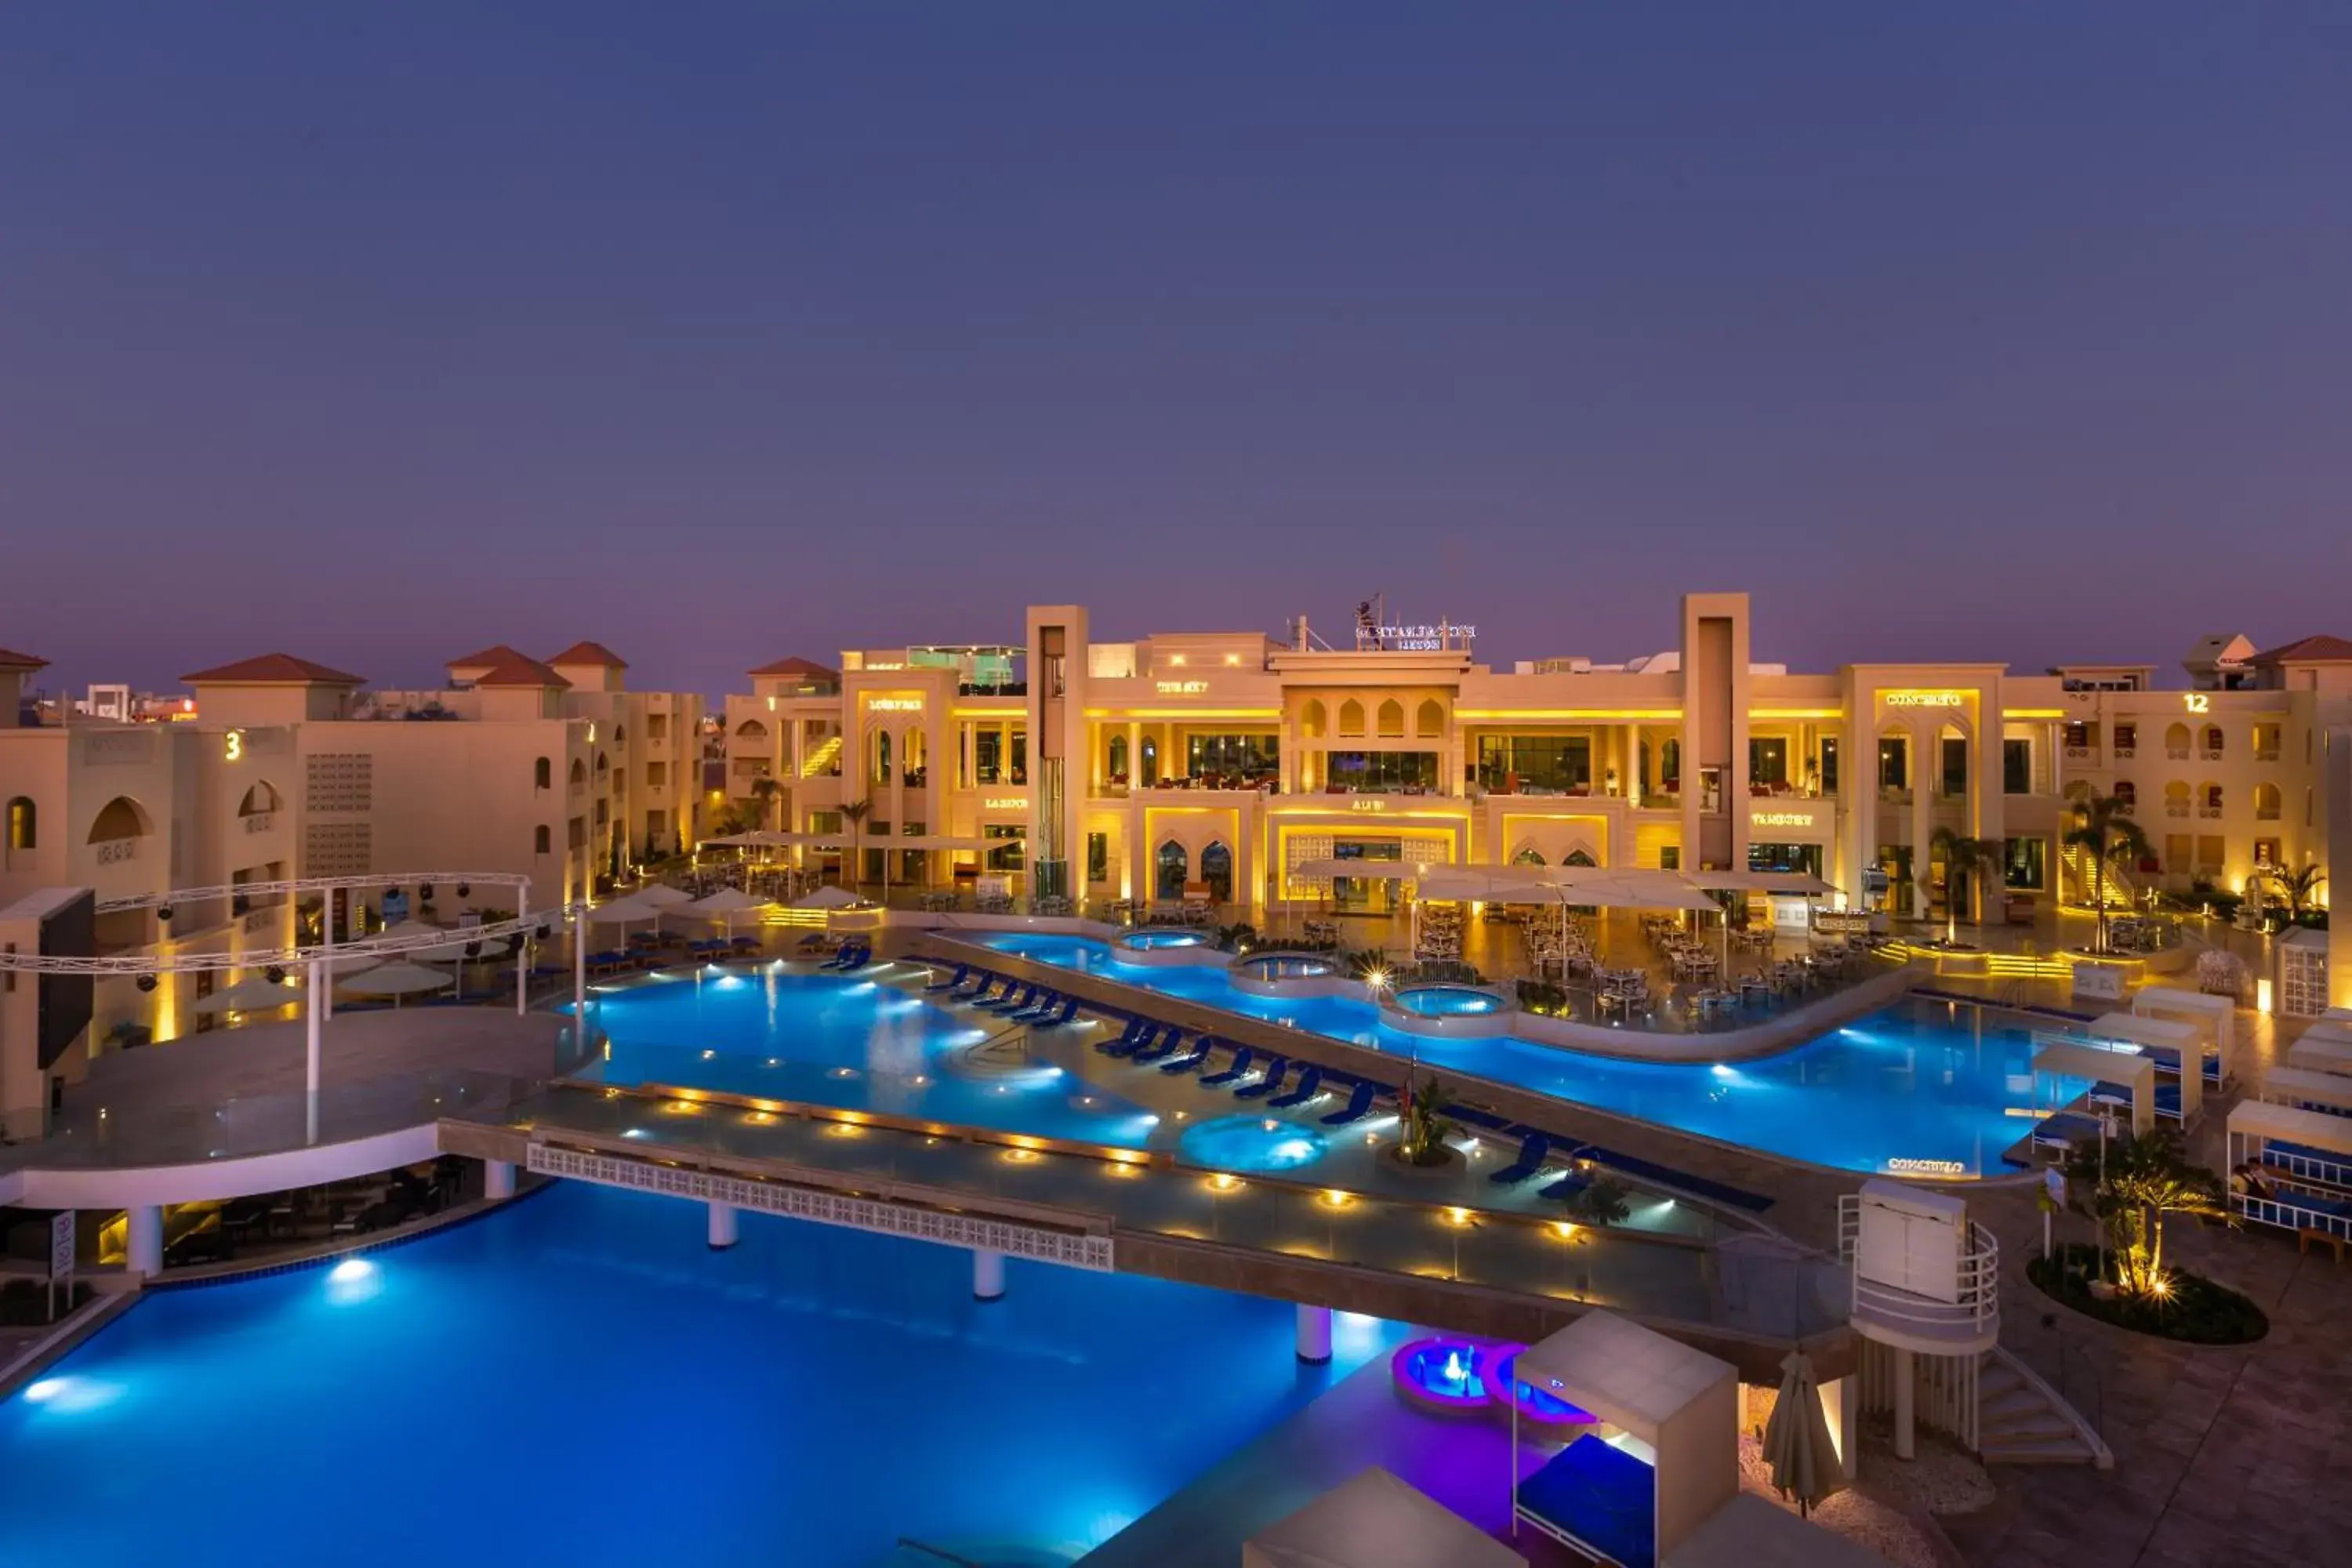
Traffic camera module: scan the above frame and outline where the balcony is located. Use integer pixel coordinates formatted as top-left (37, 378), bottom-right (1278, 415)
top-left (2166, 804), bottom-right (2190, 818)
top-left (2257, 805), bottom-right (2281, 821)
top-left (2256, 747), bottom-right (2281, 763)
top-left (2113, 745), bottom-right (2136, 759)
top-left (2198, 805), bottom-right (2223, 819)
top-left (2063, 746), bottom-right (2098, 764)
top-left (2201, 748), bottom-right (2225, 761)
top-left (2166, 746), bottom-right (2190, 760)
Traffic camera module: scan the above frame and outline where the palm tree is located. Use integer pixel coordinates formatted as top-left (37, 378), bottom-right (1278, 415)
top-left (2063, 1128), bottom-right (2232, 1295)
top-left (837, 797), bottom-right (873, 891)
top-left (1396, 1067), bottom-right (1460, 1167)
top-left (2259, 860), bottom-right (2327, 924)
top-left (748, 775), bottom-right (784, 833)
top-left (2063, 790), bottom-right (2153, 954)
top-left (1927, 826), bottom-right (2005, 946)
top-left (1567, 1176), bottom-right (1632, 1229)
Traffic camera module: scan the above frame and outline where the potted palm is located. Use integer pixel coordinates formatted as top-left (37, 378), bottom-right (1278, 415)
top-left (1925, 826), bottom-right (2003, 949)
top-left (2063, 791), bottom-right (2153, 954)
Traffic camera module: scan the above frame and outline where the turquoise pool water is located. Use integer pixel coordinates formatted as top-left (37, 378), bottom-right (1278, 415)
top-left (971, 934), bottom-right (2079, 1175)
top-left (1178, 1114), bottom-right (1330, 1173)
top-left (1394, 984), bottom-right (1504, 1017)
top-left (1117, 929), bottom-right (1209, 949)
top-left (0, 1184), bottom-right (1399, 1566)
top-left (584, 967), bottom-right (1162, 1147)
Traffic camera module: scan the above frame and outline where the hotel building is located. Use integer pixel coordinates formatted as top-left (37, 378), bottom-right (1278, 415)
top-left (723, 596), bottom-right (2346, 928)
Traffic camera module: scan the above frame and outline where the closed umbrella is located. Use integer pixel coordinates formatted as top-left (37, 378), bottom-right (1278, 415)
top-left (1760, 1348), bottom-right (1846, 1517)
top-left (194, 975), bottom-right (303, 1016)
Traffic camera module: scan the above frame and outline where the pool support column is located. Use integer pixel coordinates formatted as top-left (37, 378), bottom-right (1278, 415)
top-left (1892, 1346), bottom-right (1917, 1460)
top-left (126, 1204), bottom-right (163, 1279)
top-left (1295, 1304), bottom-right (1332, 1364)
top-left (483, 1160), bottom-right (515, 1201)
top-left (973, 1248), bottom-right (1005, 1302)
top-left (708, 1201), bottom-right (739, 1250)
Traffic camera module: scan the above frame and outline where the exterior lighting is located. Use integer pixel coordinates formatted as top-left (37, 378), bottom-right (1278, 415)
top-left (1441, 1207), bottom-right (1473, 1228)
top-left (1207, 1173), bottom-right (1243, 1192)
top-left (1319, 1189), bottom-right (1353, 1210)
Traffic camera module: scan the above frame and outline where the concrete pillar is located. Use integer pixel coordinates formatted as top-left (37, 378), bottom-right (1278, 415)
top-left (973, 1247), bottom-right (1005, 1302)
top-left (516, 887), bottom-right (531, 1017)
top-left (483, 1159), bottom-right (516, 1201)
top-left (321, 892), bottom-right (336, 1021)
top-left (1821, 1373), bottom-right (1860, 1480)
top-left (304, 957), bottom-right (324, 1145)
top-left (1892, 1346), bottom-right (1916, 1461)
top-left (572, 902), bottom-right (587, 1022)
top-left (708, 1201), bottom-right (739, 1250)
top-left (126, 1203), bottom-right (164, 1279)
top-left (1295, 1303), bottom-right (1333, 1364)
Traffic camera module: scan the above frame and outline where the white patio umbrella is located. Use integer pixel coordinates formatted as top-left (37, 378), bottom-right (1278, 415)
top-left (379, 919), bottom-right (478, 962)
top-left (194, 975), bottom-right (304, 1015)
top-left (635, 884), bottom-right (695, 908)
top-left (687, 887), bottom-right (777, 926)
top-left (1760, 1348), bottom-right (1846, 1516)
top-left (339, 959), bottom-right (460, 1008)
top-left (791, 884), bottom-right (864, 910)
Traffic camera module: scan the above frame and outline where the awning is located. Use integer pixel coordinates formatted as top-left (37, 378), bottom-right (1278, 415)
top-left (1684, 871), bottom-right (1839, 897)
top-left (2033, 1040), bottom-right (2155, 1137)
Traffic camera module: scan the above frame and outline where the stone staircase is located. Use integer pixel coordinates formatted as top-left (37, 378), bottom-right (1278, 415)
top-left (1976, 1347), bottom-right (2111, 1468)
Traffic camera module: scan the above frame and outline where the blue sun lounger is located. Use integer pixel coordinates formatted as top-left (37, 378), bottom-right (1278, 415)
top-left (1098, 1016), bottom-right (1150, 1055)
top-left (1516, 1433), bottom-right (1657, 1568)
top-left (1010, 990), bottom-right (1062, 1022)
top-left (1265, 1065), bottom-right (1323, 1109)
top-left (1318, 1080), bottom-right (1376, 1126)
top-left (924, 963), bottom-right (971, 993)
top-left (952, 971), bottom-right (995, 1000)
top-left (1158, 1036), bottom-right (1214, 1073)
top-left (1038, 996), bottom-right (1079, 1027)
top-left (1198, 1047), bottom-right (1258, 1088)
top-left (978, 983), bottom-right (1036, 1014)
top-left (1539, 1171), bottom-right (1591, 1203)
top-left (1490, 1131), bottom-right (1552, 1186)
top-left (1233, 1058), bottom-right (1290, 1101)
top-left (1132, 1025), bottom-right (1183, 1063)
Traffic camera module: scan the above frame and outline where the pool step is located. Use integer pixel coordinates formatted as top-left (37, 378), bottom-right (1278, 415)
top-left (1974, 1348), bottom-right (2112, 1469)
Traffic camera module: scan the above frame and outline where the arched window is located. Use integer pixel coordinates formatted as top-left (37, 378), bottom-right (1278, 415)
top-left (2164, 722), bottom-right (2191, 757)
top-left (1200, 841), bottom-right (1233, 902)
top-left (1301, 699), bottom-right (1327, 739)
top-left (1563, 848), bottom-right (1597, 867)
top-left (1107, 734), bottom-right (1129, 780)
top-left (5, 797), bottom-right (33, 851)
top-left (2164, 780), bottom-right (2190, 816)
top-left (2202, 724), bottom-right (2224, 755)
top-left (535, 756), bottom-right (552, 789)
top-left (1511, 845), bottom-right (1545, 866)
top-left (1140, 738), bottom-right (1159, 788)
top-left (1659, 739), bottom-right (1681, 789)
top-left (1155, 840), bottom-right (1189, 900)
top-left (902, 726), bottom-right (927, 786)
top-left (2201, 782), bottom-right (2224, 812)
top-left (2254, 782), bottom-right (2281, 821)
top-left (2112, 780), bottom-right (2136, 814)
top-left (86, 796), bottom-right (151, 843)
top-left (870, 728), bottom-right (891, 786)
top-left (734, 718), bottom-right (768, 741)
top-left (534, 825), bottom-right (551, 855)
top-left (612, 724), bottom-right (626, 749)
top-left (1375, 699), bottom-right (1405, 738)
top-left (568, 759), bottom-right (586, 789)
top-left (1415, 699), bottom-right (1444, 738)
top-left (1338, 699), bottom-right (1366, 737)
top-left (595, 751), bottom-right (609, 776)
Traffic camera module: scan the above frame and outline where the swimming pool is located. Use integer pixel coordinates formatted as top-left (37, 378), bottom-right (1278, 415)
top-left (585, 967), bottom-right (1163, 1148)
top-left (972, 934), bottom-right (2081, 1175)
top-left (1116, 929), bottom-right (1210, 951)
top-left (1392, 984), bottom-right (1507, 1018)
top-left (0, 1184), bottom-right (1399, 1566)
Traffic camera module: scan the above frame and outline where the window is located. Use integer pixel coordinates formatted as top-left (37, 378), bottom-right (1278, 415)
top-left (1300, 699), bottom-right (1327, 739)
top-left (2002, 739), bottom-right (2031, 795)
top-left (2003, 837), bottom-right (2046, 891)
top-left (1819, 739), bottom-right (1838, 795)
top-left (568, 759), bottom-right (586, 789)
top-left (1375, 699), bottom-right (1404, 738)
top-left (1086, 831), bottom-right (1108, 884)
top-left (902, 727), bottom-right (927, 786)
top-left (983, 823), bottom-right (1024, 872)
top-left (1337, 699), bottom-right (1365, 737)
top-left (1106, 734), bottom-right (1129, 782)
top-left (1011, 729), bottom-right (1027, 786)
top-left (646, 761), bottom-right (666, 788)
top-left (1940, 737), bottom-right (1968, 797)
top-left (2202, 724), bottom-right (2224, 756)
top-left (1658, 845), bottom-right (1681, 871)
top-left (1154, 840), bottom-right (1189, 899)
top-left (1476, 735), bottom-right (1590, 794)
top-left (2113, 781), bottom-right (2136, 814)
top-left (1139, 738), bottom-right (1158, 788)
top-left (534, 757), bottom-right (552, 790)
top-left (594, 752), bottom-right (608, 776)
top-left (1659, 739), bottom-right (1681, 790)
top-left (2113, 723), bottom-right (2136, 755)
top-left (734, 718), bottom-right (768, 741)
top-left (871, 729), bottom-right (891, 786)
top-left (1415, 699), bottom-right (1444, 738)
top-left (646, 714), bottom-right (668, 742)
top-left (975, 729), bottom-right (1005, 785)
top-left (534, 825), bottom-right (551, 855)
top-left (808, 810), bottom-right (844, 835)
top-left (1748, 841), bottom-right (1823, 877)
top-left (1326, 751), bottom-right (1439, 793)
top-left (2163, 722), bottom-right (2191, 758)
top-left (1184, 733), bottom-right (1279, 782)
top-left (1200, 841), bottom-right (1233, 902)
top-left (2254, 782), bottom-right (2281, 821)
top-left (4, 797), bottom-right (32, 851)
top-left (2202, 782), bottom-right (2224, 814)
top-left (1748, 738), bottom-right (1788, 787)
top-left (1878, 738), bottom-right (1907, 791)
top-left (612, 724), bottom-right (626, 749)
top-left (594, 800), bottom-right (608, 826)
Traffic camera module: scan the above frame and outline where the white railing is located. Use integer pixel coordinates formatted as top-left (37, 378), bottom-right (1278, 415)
top-left (1838, 1196), bottom-right (2001, 1339)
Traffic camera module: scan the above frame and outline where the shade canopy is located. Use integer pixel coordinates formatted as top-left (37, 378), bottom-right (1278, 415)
top-left (1547, 868), bottom-right (1723, 913)
top-left (633, 884), bottom-right (695, 907)
top-left (791, 885), bottom-right (866, 909)
top-left (687, 887), bottom-right (777, 924)
top-left (1417, 866), bottom-right (1557, 903)
top-left (1685, 870), bottom-right (1839, 897)
top-left (2034, 1040), bottom-right (2156, 1137)
top-left (2259, 1065), bottom-right (2352, 1116)
top-left (338, 960), bottom-right (459, 996)
top-left (193, 975), bottom-right (304, 1015)
top-left (702, 830), bottom-right (848, 849)
top-left (580, 896), bottom-right (664, 925)
top-left (1243, 1467), bottom-right (1526, 1568)
top-left (1290, 857), bottom-right (1436, 883)
top-left (379, 919), bottom-right (483, 961)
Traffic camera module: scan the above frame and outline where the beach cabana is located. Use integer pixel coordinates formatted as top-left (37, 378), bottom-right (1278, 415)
top-left (2227, 1100), bottom-right (2352, 1241)
top-left (1244, 1467), bottom-right (1526, 1568)
top-left (2030, 1039), bottom-right (2156, 1147)
top-left (2257, 1065), bottom-right (2352, 1119)
top-left (2082, 1011), bottom-right (2202, 1124)
top-left (1508, 1310), bottom-right (1737, 1566)
top-left (2129, 986), bottom-right (2237, 1088)
top-left (2287, 1025), bottom-right (2352, 1078)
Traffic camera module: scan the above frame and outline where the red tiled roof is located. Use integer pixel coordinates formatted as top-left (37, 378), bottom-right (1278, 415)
top-left (748, 655), bottom-right (839, 680)
top-left (546, 641), bottom-right (628, 670)
top-left (0, 646), bottom-right (47, 671)
top-left (181, 653), bottom-right (365, 685)
top-left (470, 650), bottom-right (572, 688)
top-left (2249, 634), bottom-right (2352, 666)
top-left (448, 643), bottom-right (532, 670)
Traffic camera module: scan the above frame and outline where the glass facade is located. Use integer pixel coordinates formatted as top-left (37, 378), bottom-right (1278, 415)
top-left (1184, 732), bottom-right (1279, 783)
top-left (1748, 841), bottom-right (1824, 877)
top-left (1326, 751), bottom-right (1439, 793)
top-left (2002, 738), bottom-right (2031, 795)
top-left (984, 823), bottom-right (1024, 872)
top-left (2003, 835), bottom-right (2045, 891)
top-left (1476, 735), bottom-right (1591, 793)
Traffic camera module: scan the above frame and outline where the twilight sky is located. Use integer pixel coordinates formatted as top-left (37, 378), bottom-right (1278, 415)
top-left (3, 5), bottom-right (2347, 699)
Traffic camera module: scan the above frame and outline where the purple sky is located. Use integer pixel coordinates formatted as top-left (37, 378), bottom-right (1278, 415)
top-left (3, 5), bottom-right (2347, 700)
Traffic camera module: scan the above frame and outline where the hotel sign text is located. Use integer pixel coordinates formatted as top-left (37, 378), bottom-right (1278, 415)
top-left (1378, 624), bottom-right (1473, 652)
top-left (868, 698), bottom-right (924, 713)
top-left (982, 797), bottom-right (1029, 812)
top-left (1884, 692), bottom-right (1965, 709)
top-left (1154, 681), bottom-right (1209, 695)
top-left (1751, 811), bottom-right (1817, 829)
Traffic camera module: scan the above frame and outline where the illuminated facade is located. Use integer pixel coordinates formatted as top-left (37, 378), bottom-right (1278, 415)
top-left (723, 597), bottom-right (2347, 920)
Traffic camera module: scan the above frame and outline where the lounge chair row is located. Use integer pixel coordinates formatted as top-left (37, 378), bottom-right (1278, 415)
top-left (921, 964), bottom-right (1083, 1029)
top-left (818, 942), bottom-right (873, 971)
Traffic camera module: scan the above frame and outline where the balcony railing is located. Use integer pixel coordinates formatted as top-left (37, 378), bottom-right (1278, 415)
top-left (2063, 746), bottom-right (2096, 763)
top-left (2166, 804), bottom-right (2190, 818)
top-left (2113, 745), bottom-right (2135, 759)
top-left (2256, 748), bottom-right (2281, 763)
top-left (2201, 748), bottom-right (2225, 760)
top-left (2198, 805), bottom-right (2223, 818)
top-left (1837, 1196), bottom-right (2001, 1341)
top-left (2166, 746), bottom-right (2190, 760)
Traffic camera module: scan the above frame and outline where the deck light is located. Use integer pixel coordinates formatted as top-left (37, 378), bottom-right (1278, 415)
top-left (1319, 1189), bottom-right (1352, 1210)
top-left (1442, 1207), bottom-right (1473, 1228)
top-left (1207, 1173), bottom-right (1243, 1192)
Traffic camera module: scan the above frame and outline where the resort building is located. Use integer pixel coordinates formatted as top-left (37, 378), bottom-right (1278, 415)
top-left (722, 595), bottom-right (2345, 927)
